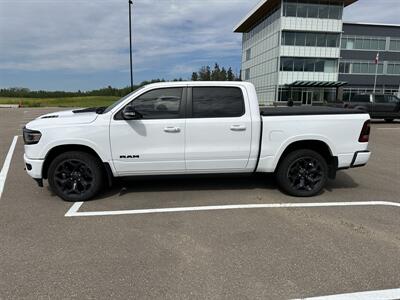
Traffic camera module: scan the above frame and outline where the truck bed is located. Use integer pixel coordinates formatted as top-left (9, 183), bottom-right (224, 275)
top-left (260, 106), bottom-right (365, 116)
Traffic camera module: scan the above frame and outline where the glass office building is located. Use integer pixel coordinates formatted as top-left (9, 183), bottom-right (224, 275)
top-left (234, 0), bottom-right (400, 106)
top-left (339, 22), bottom-right (400, 101)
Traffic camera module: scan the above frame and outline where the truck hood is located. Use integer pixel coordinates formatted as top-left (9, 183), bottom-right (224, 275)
top-left (26, 108), bottom-right (99, 129)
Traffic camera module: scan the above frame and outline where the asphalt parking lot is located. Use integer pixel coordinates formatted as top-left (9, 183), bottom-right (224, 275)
top-left (0, 107), bottom-right (399, 299)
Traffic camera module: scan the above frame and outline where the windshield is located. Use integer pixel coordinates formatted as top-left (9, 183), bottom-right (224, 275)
top-left (103, 86), bottom-right (147, 114)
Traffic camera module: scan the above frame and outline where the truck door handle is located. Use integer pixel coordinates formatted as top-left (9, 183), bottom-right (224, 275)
top-left (230, 125), bottom-right (246, 131)
top-left (164, 126), bottom-right (181, 133)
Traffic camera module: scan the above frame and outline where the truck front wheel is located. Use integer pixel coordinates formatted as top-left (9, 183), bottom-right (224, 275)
top-left (276, 149), bottom-right (328, 197)
top-left (48, 151), bottom-right (103, 202)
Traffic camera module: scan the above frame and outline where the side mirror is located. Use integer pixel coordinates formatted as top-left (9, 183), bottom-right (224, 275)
top-left (122, 106), bottom-right (142, 120)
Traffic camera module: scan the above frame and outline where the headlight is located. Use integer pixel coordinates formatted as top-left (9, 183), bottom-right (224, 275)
top-left (23, 127), bottom-right (42, 145)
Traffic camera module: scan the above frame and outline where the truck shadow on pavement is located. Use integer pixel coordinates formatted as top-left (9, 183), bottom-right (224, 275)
top-left (90, 171), bottom-right (358, 201)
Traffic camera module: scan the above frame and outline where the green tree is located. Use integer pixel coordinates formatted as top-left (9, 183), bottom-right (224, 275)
top-left (191, 72), bottom-right (198, 81)
top-left (220, 67), bottom-right (227, 81)
top-left (211, 63), bottom-right (221, 81)
top-left (227, 67), bottom-right (235, 81)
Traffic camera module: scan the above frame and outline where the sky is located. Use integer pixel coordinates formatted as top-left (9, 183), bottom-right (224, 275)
top-left (0, 0), bottom-right (399, 91)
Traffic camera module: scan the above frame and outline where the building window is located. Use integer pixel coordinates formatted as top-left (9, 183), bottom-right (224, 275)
top-left (245, 48), bottom-right (251, 61)
top-left (339, 62), bottom-right (350, 74)
top-left (283, 0), bottom-right (343, 20)
top-left (280, 57), bottom-right (337, 73)
top-left (340, 60), bottom-right (384, 75)
top-left (389, 39), bottom-right (400, 51)
top-left (341, 36), bottom-right (386, 51)
top-left (306, 33), bottom-right (317, 47)
top-left (282, 32), bottom-right (296, 45)
top-left (281, 58), bottom-right (294, 71)
top-left (387, 63), bottom-right (400, 75)
top-left (244, 68), bottom-right (250, 80)
top-left (282, 31), bottom-right (339, 48)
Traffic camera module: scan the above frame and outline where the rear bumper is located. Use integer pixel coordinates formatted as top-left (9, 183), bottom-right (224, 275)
top-left (350, 150), bottom-right (371, 168)
top-left (23, 154), bottom-right (44, 179)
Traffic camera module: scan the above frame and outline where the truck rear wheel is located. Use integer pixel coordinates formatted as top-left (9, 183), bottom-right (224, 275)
top-left (276, 149), bottom-right (328, 197)
top-left (48, 151), bottom-right (103, 202)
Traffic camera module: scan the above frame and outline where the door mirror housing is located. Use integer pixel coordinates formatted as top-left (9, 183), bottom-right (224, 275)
top-left (122, 105), bottom-right (142, 120)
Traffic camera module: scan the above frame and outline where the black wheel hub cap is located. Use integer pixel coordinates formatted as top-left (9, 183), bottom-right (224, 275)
top-left (287, 157), bottom-right (323, 192)
top-left (54, 159), bottom-right (93, 196)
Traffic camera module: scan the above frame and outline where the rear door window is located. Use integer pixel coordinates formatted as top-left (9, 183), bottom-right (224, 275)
top-left (374, 95), bottom-right (386, 103)
top-left (192, 87), bottom-right (245, 118)
top-left (351, 94), bottom-right (370, 103)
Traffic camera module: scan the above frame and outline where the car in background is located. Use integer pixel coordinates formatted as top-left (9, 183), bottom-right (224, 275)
top-left (344, 94), bottom-right (400, 122)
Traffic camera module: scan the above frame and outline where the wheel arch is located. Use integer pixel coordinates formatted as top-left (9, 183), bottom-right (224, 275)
top-left (42, 144), bottom-right (113, 186)
top-left (276, 140), bottom-right (338, 179)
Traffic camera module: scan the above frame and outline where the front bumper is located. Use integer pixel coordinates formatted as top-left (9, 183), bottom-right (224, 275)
top-left (23, 154), bottom-right (44, 180)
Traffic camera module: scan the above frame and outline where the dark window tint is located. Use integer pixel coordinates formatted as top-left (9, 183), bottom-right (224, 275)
top-left (329, 5), bottom-right (342, 19)
top-left (281, 58), bottom-right (294, 71)
top-left (307, 4), bottom-right (318, 18)
top-left (306, 33), bottom-right (317, 47)
top-left (296, 32), bottom-right (306, 46)
top-left (297, 4), bottom-right (308, 17)
top-left (386, 95), bottom-right (400, 103)
top-left (339, 62), bottom-right (350, 73)
top-left (294, 58), bottom-right (304, 71)
top-left (315, 60), bottom-right (324, 72)
top-left (351, 94), bottom-right (370, 103)
top-left (304, 59), bottom-right (315, 72)
top-left (192, 87), bottom-right (245, 118)
top-left (129, 88), bottom-right (182, 119)
top-left (318, 5), bottom-right (329, 18)
top-left (316, 34), bottom-right (326, 47)
top-left (285, 3), bottom-right (297, 16)
top-left (327, 34), bottom-right (339, 47)
top-left (283, 32), bottom-right (296, 45)
top-left (374, 95), bottom-right (386, 103)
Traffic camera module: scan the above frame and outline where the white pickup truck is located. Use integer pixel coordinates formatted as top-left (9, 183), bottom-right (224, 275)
top-left (23, 82), bottom-right (371, 201)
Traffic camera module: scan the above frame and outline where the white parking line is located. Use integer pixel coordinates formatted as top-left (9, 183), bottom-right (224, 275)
top-left (296, 287), bottom-right (400, 300)
top-left (0, 136), bottom-right (18, 199)
top-left (65, 201), bottom-right (400, 217)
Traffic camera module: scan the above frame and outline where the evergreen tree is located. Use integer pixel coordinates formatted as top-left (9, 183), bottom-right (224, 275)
top-left (220, 67), bottom-right (227, 81)
top-left (227, 67), bottom-right (235, 81)
top-left (191, 72), bottom-right (199, 81)
top-left (211, 63), bottom-right (220, 81)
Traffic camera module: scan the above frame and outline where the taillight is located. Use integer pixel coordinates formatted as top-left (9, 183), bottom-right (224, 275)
top-left (358, 120), bottom-right (371, 143)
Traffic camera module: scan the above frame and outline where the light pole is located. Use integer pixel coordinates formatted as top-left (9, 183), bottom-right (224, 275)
top-left (128, 0), bottom-right (134, 92)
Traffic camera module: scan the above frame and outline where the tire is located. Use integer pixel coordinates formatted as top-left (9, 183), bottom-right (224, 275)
top-left (48, 151), bottom-right (104, 202)
top-left (276, 149), bottom-right (328, 197)
top-left (385, 119), bottom-right (394, 123)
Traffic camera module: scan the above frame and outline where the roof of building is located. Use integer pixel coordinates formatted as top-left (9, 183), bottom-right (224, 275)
top-left (286, 81), bottom-right (348, 87)
top-left (343, 22), bottom-right (400, 28)
top-left (234, 0), bottom-right (358, 33)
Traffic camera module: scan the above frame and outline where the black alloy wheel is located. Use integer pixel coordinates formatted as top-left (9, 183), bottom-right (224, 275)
top-left (54, 159), bottom-right (94, 196)
top-left (276, 149), bottom-right (328, 197)
top-left (287, 157), bottom-right (323, 192)
top-left (48, 151), bottom-right (103, 202)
